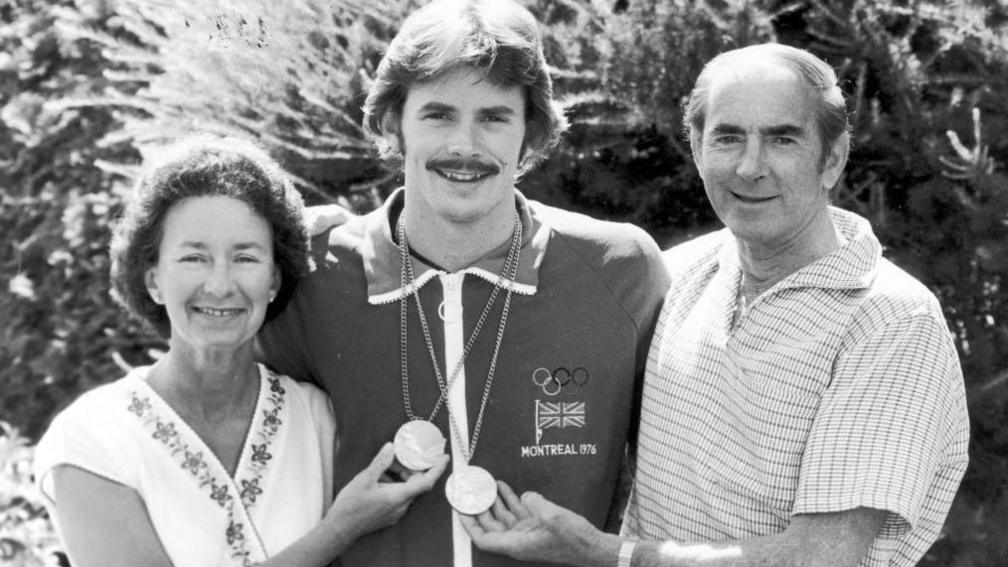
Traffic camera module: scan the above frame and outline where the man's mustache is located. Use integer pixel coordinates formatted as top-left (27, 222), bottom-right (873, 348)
top-left (426, 157), bottom-right (500, 175)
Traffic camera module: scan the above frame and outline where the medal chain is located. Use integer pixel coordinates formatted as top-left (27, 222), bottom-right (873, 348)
top-left (398, 213), bottom-right (519, 421)
top-left (397, 212), bottom-right (522, 455)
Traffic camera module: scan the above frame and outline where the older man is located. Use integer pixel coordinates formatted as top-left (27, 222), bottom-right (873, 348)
top-left (463, 43), bottom-right (969, 567)
top-left (258, 1), bottom-right (669, 566)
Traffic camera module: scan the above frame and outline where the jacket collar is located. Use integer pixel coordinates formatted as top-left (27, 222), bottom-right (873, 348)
top-left (363, 188), bottom-right (550, 305)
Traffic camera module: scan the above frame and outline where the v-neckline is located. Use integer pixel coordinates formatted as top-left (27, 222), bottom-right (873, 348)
top-left (129, 364), bottom-right (267, 481)
top-left (123, 364), bottom-right (290, 564)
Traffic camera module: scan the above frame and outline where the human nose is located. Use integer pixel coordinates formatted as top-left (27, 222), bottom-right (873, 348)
top-left (203, 261), bottom-right (236, 296)
top-left (445, 120), bottom-right (481, 157)
top-left (735, 139), bottom-right (767, 181)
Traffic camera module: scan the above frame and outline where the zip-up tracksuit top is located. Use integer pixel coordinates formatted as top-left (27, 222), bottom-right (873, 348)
top-left (258, 189), bottom-right (669, 567)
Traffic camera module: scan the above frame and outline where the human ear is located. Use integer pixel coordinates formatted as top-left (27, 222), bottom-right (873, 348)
top-left (821, 133), bottom-right (849, 190)
top-left (381, 111), bottom-right (402, 154)
top-left (145, 268), bottom-right (163, 305)
top-left (690, 133), bottom-right (704, 172)
top-left (269, 265), bottom-right (281, 303)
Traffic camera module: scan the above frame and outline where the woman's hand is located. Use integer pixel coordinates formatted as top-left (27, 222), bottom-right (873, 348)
top-left (326, 442), bottom-right (449, 541)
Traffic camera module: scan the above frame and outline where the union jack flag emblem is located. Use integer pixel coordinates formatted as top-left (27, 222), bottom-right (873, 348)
top-left (535, 400), bottom-right (586, 443)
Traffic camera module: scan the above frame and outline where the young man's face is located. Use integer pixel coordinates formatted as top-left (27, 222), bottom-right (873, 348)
top-left (693, 64), bottom-right (845, 253)
top-left (388, 66), bottom-right (526, 226)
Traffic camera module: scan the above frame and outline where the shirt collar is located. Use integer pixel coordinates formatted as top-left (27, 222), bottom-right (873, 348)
top-left (717, 206), bottom-right (881, 292)
top-left (362, 188), bottom-right (550, 305)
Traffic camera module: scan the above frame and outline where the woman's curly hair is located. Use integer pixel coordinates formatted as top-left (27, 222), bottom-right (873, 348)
top-left (109, 135), bottom-right (311, 337)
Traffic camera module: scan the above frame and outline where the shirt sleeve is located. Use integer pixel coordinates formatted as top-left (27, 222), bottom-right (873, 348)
top-left (792, 311), bottom-right (966, 537)
top-left (610, 225), bottom-right (671, 381)
top-left (606, 225), bottom-right (671, 466)
top-left (33, 390), bottom-right (138, 508)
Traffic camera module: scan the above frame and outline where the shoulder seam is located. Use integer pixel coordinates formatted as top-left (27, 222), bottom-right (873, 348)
top-left (550, 225), bottom-right (658, 335)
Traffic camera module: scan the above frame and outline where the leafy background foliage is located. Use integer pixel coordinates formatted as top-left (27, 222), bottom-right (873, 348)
top-left (1, 0), bottom-right (1006, 564)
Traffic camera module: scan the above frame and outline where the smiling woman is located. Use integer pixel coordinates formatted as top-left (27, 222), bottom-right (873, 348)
top-left (145, 196), bottom-right (280, 355)
top-left (108, 137), bottom-right (310, 339)
top-left (30, 136), bottom-right (448, 567)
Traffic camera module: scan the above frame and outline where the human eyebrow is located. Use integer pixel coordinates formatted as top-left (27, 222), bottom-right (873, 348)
top-left (416, 102), bottom-right (455, 116)
top-left (478, 105), bottom-right (518, 118)
top-left (233, 242), bottom-right (269, 253)
top-left (709, 124), bottom-right (745, 136)
top-left (761, 125), bottom-right (807, 138)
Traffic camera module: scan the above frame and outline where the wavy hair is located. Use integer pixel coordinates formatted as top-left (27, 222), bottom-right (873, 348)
top-left (362, 0), bottom-right (568, 176)
top-left (109, 135), bottom-right (310, 337)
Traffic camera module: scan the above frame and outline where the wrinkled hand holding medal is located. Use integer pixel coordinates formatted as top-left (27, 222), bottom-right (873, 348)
top-left (393, 212), bottom-right (522, 515)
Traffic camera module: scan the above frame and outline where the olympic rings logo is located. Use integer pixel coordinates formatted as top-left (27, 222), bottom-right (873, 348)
top-left (532, 367), bottom-right (589, 396)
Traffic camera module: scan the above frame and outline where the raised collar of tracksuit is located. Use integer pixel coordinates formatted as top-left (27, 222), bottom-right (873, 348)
top-left (363, 188), bottom-right (550, 305)
top-left (715, 205), bottom-right (881, 294)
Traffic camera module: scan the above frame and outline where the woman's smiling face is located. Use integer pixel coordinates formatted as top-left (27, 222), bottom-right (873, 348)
top-left (145, 195), bottom-right (279, 354)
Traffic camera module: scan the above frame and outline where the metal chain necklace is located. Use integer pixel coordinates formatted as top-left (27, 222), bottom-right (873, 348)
top-left (397, 212), bottom-right (521, 423)
top-left (395, 212), bottom-right (523, 515)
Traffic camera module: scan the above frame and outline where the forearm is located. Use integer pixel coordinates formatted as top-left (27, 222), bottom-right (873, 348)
top-left (629, 536), bottom-right (796, 567)
top-left (534, 529), bottom-right (779, 567)
top-left (625, 508), bottom-right (884, 567)
top-left (564, 526), bottom-right (623, 567)
top-left (261, 444), bottom-right (447, 566)
top-left (548, 526), bottom-right (777, 567)
top-left (258, 517), bottom-right (358, 567)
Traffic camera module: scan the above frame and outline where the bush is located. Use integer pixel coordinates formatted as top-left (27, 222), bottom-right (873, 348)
top-left (1, 0), bottom-right (1006, 564)
top-left (0, 0), bottom-right (154, 443)
top-left (0, 422), bottom-right (65, 566)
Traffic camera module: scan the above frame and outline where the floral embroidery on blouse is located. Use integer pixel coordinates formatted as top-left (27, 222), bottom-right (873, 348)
top-left (226, 520), bottom-right (245, 544)
top-left (211, 482), bottom-right (233, 507)
top-left (262, 407), bottom-right (282, 433)
top-left (153, 421), bottom-right (177, 443)
top-left (127, 367), bottom-right (287, 566)
top-left (240, 478), bottom-right (263, 504)
top-left (182, 450), bottom-right (208, 476)
top-left (128, 396), bottom-right (151, 416)
top-left (250, 444), bottom-right (271, 465)
top-left (270, 379), bottom-right (285, 395)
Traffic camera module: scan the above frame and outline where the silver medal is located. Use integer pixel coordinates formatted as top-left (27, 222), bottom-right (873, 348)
top-left (393, 420), bottom-right (446, 471)
top-left (445, 465), bottom-right (497, 515)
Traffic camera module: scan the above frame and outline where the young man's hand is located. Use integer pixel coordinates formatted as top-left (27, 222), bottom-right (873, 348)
top-left (304, 204), bottom-right (355, 236)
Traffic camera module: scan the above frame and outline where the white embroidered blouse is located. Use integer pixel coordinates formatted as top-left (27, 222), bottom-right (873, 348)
top-left (34, 364), bottom-right (336, 566)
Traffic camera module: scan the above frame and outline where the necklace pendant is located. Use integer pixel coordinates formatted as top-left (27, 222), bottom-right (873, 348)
top-left (393, 420), bottom-right (447, 472)
top-left (445, 464), bottom-right (497, 515)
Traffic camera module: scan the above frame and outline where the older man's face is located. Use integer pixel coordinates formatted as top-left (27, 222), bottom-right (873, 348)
top-left (694, 66), bottom-right (845, 254)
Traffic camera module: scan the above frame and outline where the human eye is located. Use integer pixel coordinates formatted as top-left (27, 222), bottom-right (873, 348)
top-left (482, 113), bottom-right (509, 124)
top-left (179, 254), bottom-right (207, 263)
top-left (234, 253), bottom-right (263, 264)
top-left (773, 136), bottom-right (797, 145)
top-left (711, 133), bottom-right (742, 145)
top-left (421, 110), bottom-right (450, 121)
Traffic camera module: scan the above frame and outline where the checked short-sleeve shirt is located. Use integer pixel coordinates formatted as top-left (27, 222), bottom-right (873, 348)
top-left (623, 207), bottom-right (969, 566)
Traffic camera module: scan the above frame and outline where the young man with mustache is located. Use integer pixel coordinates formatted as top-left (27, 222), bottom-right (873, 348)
top-left (257, 1), bottom-right (669, 565)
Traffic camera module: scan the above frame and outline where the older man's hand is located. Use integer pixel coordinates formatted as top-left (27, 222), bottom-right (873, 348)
top-left (459, 480), bottom-right (617, 566)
